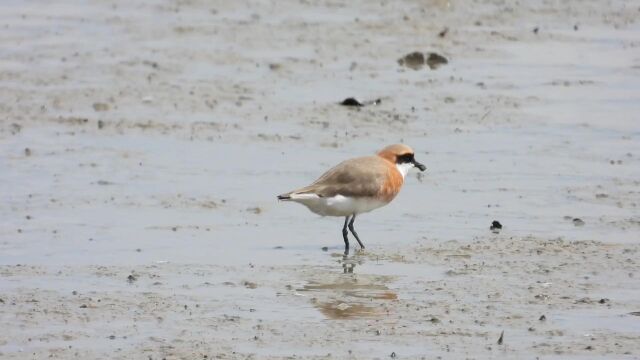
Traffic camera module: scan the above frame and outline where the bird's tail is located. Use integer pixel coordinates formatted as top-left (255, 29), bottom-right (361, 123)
top-left (277, 189), bottom-right (320, 201)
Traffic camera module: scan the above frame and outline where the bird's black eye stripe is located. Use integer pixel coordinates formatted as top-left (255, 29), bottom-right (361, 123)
top-left (396, 153), bottom-right (414, 164)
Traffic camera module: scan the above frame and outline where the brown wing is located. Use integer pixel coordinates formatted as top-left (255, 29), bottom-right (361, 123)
top-left (290, 156), bottom-right (393, 198)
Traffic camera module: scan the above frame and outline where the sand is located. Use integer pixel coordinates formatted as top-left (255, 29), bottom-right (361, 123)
top-left (1, 0), bottom-right (639, 358)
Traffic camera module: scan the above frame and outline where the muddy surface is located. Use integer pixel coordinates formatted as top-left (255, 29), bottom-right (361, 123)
top-left (1, 0), bottom-right (639, 359)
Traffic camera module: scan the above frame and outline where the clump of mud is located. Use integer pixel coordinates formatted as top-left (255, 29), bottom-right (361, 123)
top-left (398, 51), bottom-right (448, 70)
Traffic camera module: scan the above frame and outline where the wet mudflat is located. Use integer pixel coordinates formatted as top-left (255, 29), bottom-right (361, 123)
top-left (1, 0), bottom-right (640, 359)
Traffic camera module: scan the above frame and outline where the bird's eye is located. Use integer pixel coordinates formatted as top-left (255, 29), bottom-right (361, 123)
top-left (397, 153), bottom-right (414, 163)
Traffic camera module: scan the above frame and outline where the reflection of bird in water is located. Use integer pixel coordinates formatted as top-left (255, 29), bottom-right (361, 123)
top-left (341, 252), bottom-right (364, 274)
top-left (278, 144), bottom-right (426, 254)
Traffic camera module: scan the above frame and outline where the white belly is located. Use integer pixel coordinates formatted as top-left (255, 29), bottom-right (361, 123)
top-left (291, 194), bottom-right (388, 217)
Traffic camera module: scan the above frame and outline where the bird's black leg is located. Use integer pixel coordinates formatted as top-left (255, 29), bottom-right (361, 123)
top-left (342, 216), bottom-right (350, 254)
top-left (348, 214), bottom-right (365, 249)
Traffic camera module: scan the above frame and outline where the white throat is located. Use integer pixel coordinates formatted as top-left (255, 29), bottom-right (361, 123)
top-left (396, 163), bottom-right (414, 179)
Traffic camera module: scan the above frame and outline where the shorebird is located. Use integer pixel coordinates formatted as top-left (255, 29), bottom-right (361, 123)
top-left (277, 144), bottom-right (426, 252)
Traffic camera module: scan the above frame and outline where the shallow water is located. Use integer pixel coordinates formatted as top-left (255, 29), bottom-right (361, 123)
top-left (1, 0), bottom-right (640, 358)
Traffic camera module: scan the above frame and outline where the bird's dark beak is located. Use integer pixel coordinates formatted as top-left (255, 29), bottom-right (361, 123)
top-left (413, 160), bottom-right (427, 172)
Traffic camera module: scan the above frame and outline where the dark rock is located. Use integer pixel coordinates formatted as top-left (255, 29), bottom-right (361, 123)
top-left (426, 53), bottom-right (448, 69)
top-left (490, 220), bottom-right (502, 233)
top-left (398, 51), bottom-right (425, 70)
top-left (340, 98), bottom-right (363, 107)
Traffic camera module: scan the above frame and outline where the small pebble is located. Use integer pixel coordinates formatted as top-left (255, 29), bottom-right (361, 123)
top-left (490, 220), bottom-right (502, 233)
top-left (340, 98), bottom-right (363, 107)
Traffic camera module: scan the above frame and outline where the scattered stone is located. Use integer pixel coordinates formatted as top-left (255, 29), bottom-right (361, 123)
top-left (426, 53), bottom-right (448, 69)
top-left (79, 304), bottom-right (88, 308)
top-left (268, 63), bottom-right (281, 71)
top-left (390, 352), bottom-right (396, 358)
top-left (127, 274), bottom-right (137, 283)
top-left (398, 51), bottom-right (425, 70)
top-left (24, 148), bottom-right (31, 156)
top-left (539, 315), bottom-right (546, 321)
top-left (72, 291), bottom-right (77, 295)
top-left (497, 330), bottom-right (504, 345)
top-left (533, 27), bottom-right (539, 34)
top-left (585, 345), bottom-right (593, 350)
top-left (340, 97), bottom-right (381, 107)
top-left (490, 220), bottom-right (502, 233)
top-left (243, 281), bottom-right (257, 289)
top-left (574, 24), bottom-right (579, 31)
top-left (340, 97), bottom-right (363, 107)
top-left (97, 120), bottom-right (105, 129)
top-left (92, 102), bottom-right (109, 112)
top-left (273, 246), bottom-right (283, 249)
top-left (438, 27), bottom-right (449, 38)
top-left (599, 298), bottom-right (609, 304)
top-left (10, 123), bottom-right (22, 135)
top-left (321, 246), bottom-right (329, 251)
top-left (107, 335), bottom-right (116, 340)
top-left (142, 60), bottom-right (159, 69)
top-left (572, 218), bottom-right (585, 226)
top-left (96, 180), bottom-right (113, 186)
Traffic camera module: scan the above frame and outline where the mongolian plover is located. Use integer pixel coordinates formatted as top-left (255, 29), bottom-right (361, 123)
top-left (277, 144), bottom-right (426, 251)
